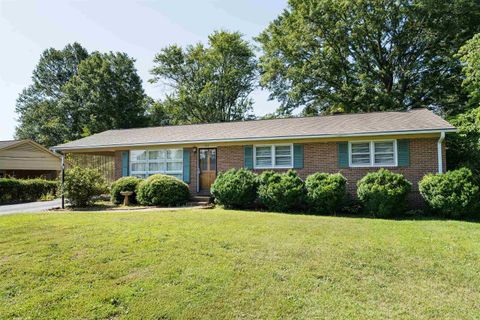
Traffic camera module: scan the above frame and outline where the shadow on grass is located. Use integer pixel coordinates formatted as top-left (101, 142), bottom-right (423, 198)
top-left (218, 205), bottom-right (480, 223)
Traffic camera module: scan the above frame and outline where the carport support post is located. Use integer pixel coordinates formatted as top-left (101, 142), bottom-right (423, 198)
top-left (61, 154), bottom-right (65, 209)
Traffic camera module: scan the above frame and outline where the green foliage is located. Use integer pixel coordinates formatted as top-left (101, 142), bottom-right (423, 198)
top-left (447, 106), bottom-right (480, 176)
top-left (60, 52), bottom-right (148, 135)
top-left (15, 43), bottom-right (150, 147)
top-left (136, 174), bottom-right (190, 206)
top-left (211, 168), bottom-right (258, 208)
top-left (458, 33), bottom-right (480, 108)
top-left (63, 167), bottom-right (107, 208)
top-left (15, 43), bottom-right (89, 147)
top-left (0, 178), bottom-right (57, 204)
top-left (257, 170), bottom-right (305, 212)
top-left (305, 172), bottom-right (347, 214)
top-left (256, 0), bottom-right (480, 116)
top-left (419, 168), bottom-right (480, 217)
top-left (150, 30), bottom-right (257, 124)
top-left (110, 176), bottom-right (142, 205)
top-left (357, 169), bottom-right (412, 217)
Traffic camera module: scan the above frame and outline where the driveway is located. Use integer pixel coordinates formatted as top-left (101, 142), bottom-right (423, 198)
top-left (0, 199), bottom-right (62, 216)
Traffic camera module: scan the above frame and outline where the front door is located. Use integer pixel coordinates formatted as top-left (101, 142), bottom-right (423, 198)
top-left (199, 148), bottom-right (217, 191)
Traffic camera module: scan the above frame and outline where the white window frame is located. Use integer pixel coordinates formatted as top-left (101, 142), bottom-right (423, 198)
top-left (130, 148), bottom-right (183, 179)
top-left (349, 140), bottom-right (397, 167)
top-left (253, 144), bottom-right (294, 169)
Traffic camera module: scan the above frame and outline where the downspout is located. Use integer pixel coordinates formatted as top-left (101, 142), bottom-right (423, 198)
top-left (437, 131), bottom-right (445, 174)
top-left (61, 154), bottom-right (65, 209)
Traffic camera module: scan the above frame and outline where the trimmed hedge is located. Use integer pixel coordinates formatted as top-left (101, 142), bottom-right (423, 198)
top-left (63, 167), bottom-right (107, 208)
top-left (110, 176), bottom-right (142, 205)
top-left (305, 172), bottom-right (347, 214)
top-left (258, 170), bottom-right (305, 212)
top-left (357, 168), bottom-right (412, 217)
top-left (419, 168), bottom-right (480, 218)
top-left (211, 168), bottom-right (258, 208)
top-left (136, 174), bottom-right (190, 206)
top-left (0, 178), bottom-right (57, 204)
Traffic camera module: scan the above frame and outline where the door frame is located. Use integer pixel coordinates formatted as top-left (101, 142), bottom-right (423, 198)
top-left (197, 147), bottom-right (217, 193)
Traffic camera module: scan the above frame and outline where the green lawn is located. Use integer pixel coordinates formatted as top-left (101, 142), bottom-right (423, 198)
top-left (1, 209), bottom-right (479, 319)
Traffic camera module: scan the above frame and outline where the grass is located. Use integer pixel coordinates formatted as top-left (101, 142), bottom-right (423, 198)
top-left (1, 209), bottom-right (479, 319)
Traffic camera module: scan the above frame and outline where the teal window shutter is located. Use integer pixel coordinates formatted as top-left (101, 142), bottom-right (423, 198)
top-left (397, 139), bottom-right (410, 167)
top-left (338, 142), bottom-right (349, 168)
top-left (183, 149), bottom-right (191, 183)
top-left (121, 151), bottom-right (129, 176)
top-left (244, 145), bottom-right (253, 169)
top-left (293, 144), bottom-right (304, 169)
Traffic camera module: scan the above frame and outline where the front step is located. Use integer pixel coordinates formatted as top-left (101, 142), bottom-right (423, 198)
top-left (188, 195), bottom-right (213, 207)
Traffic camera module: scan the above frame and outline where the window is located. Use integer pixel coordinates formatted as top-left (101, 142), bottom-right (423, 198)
top-left (254, 144), bottom-right (293, 169)
top-left (130, 149), bottom-right (183, 180)
top-left (349, 140), bottom-right (396, 167)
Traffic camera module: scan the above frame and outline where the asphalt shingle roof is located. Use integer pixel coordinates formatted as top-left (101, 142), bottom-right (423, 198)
top-left (52, 109), bottom-right (455, 151)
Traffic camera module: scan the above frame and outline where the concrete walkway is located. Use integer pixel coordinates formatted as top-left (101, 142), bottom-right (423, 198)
top-left (0, 199), bottom-right (62, 216)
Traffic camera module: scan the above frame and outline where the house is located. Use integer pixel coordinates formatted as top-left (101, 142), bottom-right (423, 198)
top-left (0, 139), bottom-right (63, 179)
top-left (51, 109), bottom-right (456, 204)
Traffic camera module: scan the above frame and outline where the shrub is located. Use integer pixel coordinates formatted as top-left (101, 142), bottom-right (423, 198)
top-left (357, 169), bottom-right (412, 217)
top-left (63, 167), bottom-right (107, 207)
top-left (110, 176), bottom-right (142, 205)
top-left (211, 168), bottom-right (258, 208)
top-left (305, 172), bottom-right (347, 214)
top-left (136, 174), bottom-right (190, 206)
top-left (0, 178), bottom-right (57, 204)
top-left (419, 168), bottom-right (480, 218)
top-left (257, 170), bottom-right (305, 212)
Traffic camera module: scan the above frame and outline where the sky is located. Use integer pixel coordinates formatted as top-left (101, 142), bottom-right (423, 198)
top-left (0, 0), bottom-right (287, 140)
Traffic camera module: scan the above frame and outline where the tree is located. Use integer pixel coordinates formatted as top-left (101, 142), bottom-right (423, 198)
top-left (447, 34), bottom-right (480, 176)
top-left (257, 0), bottom-right (480, 116)
top-left (150, 30), bottom-right (257, 124)
top-left (458, 33), bottom-right (480, 108)
top-left (15, 43), bottom-right (89, 146)
top-left (60, 52), bottom-right (148, 136)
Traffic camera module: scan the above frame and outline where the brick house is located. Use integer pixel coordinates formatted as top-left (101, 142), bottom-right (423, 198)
top-left (52, 109), bottom-right (455, 204)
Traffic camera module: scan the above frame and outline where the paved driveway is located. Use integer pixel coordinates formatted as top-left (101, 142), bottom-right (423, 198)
top-left (0, 199), bottom-right (62, 216)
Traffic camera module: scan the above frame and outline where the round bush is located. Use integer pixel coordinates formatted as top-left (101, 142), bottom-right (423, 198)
top-left (110, 176), bottom-right (142, 205)
top-left (136, 174), bottom-right (190, 206)
top-left (357, 168), bottom-right (412, 217)
top-left (419, 167), bottom-right (480, 218)
top-left (305, 172), bottom-right (347, 214)
top-left (211, 168), bottom-right (258, 208)
top-left (258, 170), bottom-right (305, 212)
top-left (63, 166), bottom-right (107, 208)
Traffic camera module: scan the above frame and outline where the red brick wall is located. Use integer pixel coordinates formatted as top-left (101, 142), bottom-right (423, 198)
top-left (216, 138), bottom-right (443, 206)
top-left (113, 138), bottom-right (444, 206)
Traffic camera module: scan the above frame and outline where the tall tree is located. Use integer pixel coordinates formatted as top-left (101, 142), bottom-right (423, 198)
top-left (447, 34), bottom-right (480, 176)
top-left (150, 30), bottom-right (257, 124)
top-left (60, 52), bottom-right (148, 136)
top-left (15, 43), bottom-right (89, 146)
top-left (257, 0), bottom-right (480, 116)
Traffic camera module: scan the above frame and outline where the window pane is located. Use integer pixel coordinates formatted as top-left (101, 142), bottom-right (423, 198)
top-left (351, 143), bottom-right (370, 154)
top-left (132, 174), bottom-right (146, 179)
top-left (149, 162), bottom-right (166, 172)
top-left (374, 154), bottom-right (395, 165)
top-left (167, 149), bottom-right (182, 160)
top-left (275, 156), bottom-right (291, 166)
top-left (170, 174), bottom-right (183, 180)
top-left (256, 157), bottom-right (272, 167)
top-left (210, 150), bottom-right (216, 171)
top-left (374, 142), bottom-right (394, 153)
top-left (256, 146), bottom-right (271, 157)
top-left (149, 150), bottom-right (166, 160)
top-left (352, 154), bottom-right (371, 165)
top-left (167, 161), bottom-right (182, 172)
top-left (130, 150), bottom-right (147, 161)
top-left (255, 146), bottom-right (272, 167)
top-left (131, 163), bottom-right (147, 172)
top-left (275, 145), bottom-right (291, 156)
